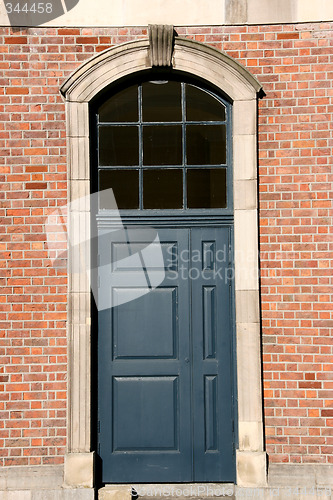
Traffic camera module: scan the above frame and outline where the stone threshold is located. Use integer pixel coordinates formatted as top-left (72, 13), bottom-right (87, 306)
top-left (99, 484), bottom-right (235, 500)
top-left (99, 481), bottom-right (332, 500)
top-left (133, 483), bottom-right (235, 498)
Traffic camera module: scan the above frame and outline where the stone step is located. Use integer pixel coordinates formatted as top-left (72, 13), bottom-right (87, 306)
top-left (132, 484), bottom-right (235, 498)
top-left (98, 484), bottom-right (235, 500)
top-left (98, 483), bottom-right (235, 500)
top-left (98, 484), bottom-right (332, 500)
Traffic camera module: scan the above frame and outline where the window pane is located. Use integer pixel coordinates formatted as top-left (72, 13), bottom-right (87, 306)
top-left (142, 81), bottom-right (182, 122)
top-left (143, 169), bottom-right (183, 209)
top-left (186, 124), bottom-right (226, 165)
top-left (143, 125), bottom-right (182, 165)
top-left (98, 86), bottom-right (138, 122)
top-left (187, 168), bottom-right (227, 208)
top-left (99, 126), bottom-right (139, 166)
top-left (186, 84), bottom-right (226, 122)
top-left (99, 170), bottom-right (139, 209)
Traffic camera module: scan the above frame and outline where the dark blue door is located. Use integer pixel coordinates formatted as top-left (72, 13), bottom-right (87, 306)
top-left (97, 225), bottom-right (235, 483)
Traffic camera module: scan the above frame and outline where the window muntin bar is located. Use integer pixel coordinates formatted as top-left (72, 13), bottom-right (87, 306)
top-left (97, 80), bottom-right (230, 211)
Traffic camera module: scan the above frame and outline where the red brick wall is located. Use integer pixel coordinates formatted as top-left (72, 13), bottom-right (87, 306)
top-left (0, 23), bottom-right (332, 466)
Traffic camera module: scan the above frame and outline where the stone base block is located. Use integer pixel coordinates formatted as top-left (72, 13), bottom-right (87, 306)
top-left (235, 487), bottom-right (331, 500)
top-left (268, 464), bottom-right (333, 488)
top-left (98, 486), bottom-right (132, 500)
top-left (33, 490), bottom-right (95, 500)
top-left (0, 465), bottom-right (63, 491)
top-left (64, 453), bottom-right (95, 489)
top-left (0, 490), bottom-right (95, 500)
top-left (236, 450), bottom-right (267, 487)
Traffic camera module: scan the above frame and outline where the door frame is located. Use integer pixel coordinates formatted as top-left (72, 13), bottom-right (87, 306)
top-left (61, 36), bottom-right (267, 488)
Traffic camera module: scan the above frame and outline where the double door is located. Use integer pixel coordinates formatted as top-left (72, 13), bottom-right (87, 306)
top-left (97, 225), bottom-right (235, 483)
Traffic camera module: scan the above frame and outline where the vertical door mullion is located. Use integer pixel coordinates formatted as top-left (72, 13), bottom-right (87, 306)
top-left (188, 227), bottom-right (195, 479)
top-left (139, 84), bottom-right (143, 210)
top-left (182, 82), bottom-right (187, 209)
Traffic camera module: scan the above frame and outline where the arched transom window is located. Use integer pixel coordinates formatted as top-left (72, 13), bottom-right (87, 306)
top-left (96, 78), bottom-right (231, 212)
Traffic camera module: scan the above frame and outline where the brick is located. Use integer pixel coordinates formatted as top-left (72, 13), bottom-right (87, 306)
top-left (25, 183), bottom-right (47, 190)
top-left (76, 37), bottom-right (99, 44)
top-left (277, 33), bottom-right (300, 40)
top-left (4, 37), bottom-right (28, 44)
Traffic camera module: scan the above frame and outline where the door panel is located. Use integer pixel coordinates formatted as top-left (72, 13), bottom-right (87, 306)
top-left (113, 376), bottom-right (179, 451)
top-left (97, 226), bottom-right (235, 483)
top-left (98, 228), bottom-right (192, 483)
top-left (191, 227), bottom-right (234, 481)
top-left (113, 287), bottom-right (177, 359)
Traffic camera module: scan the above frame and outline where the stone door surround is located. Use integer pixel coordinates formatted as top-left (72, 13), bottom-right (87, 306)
top-left (60, 34), bottom-right (266, 488)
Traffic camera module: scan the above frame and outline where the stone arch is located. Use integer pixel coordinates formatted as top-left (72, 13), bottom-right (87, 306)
top-left (61, 38), bottom-right (261, 101)
top-left (61, 37), bottom-right (266, 488)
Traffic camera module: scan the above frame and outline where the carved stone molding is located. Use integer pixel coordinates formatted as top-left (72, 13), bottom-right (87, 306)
top-left (148, 24), bottom-right (174, 67)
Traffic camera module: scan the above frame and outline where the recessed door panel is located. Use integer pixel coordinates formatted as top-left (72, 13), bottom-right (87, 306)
top-left (113, 376), bottom-right (179, 451)
top-left (203, 286), bottom-right (217, 359)
top-left (112, 287), bottom-right (178, 359)
top-left (204, 375), bottom-right (218, 452)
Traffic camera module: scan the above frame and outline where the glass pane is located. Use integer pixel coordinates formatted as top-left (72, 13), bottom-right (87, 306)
top-left (143, 125), bottom-right (182, 165)
top-left (98, 85), bottom-right (138, 122)
top-left (99, 126), bottom-right (139, 166)
top-left (187, 168), bottom-right (227, 208)
top-left (186, 84), bottom-right (226, 122)
top-left (186, 124), bottom-right (226, 165)
top-left (142, 81), bottom-right (182, 122)
top-left (99, 170), bottom-right (139, 209)
top-left (143, 169), bottom-right (183, 209)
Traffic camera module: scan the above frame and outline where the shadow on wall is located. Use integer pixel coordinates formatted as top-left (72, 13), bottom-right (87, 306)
top-left (5, 0), bottom-right (80, 27)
